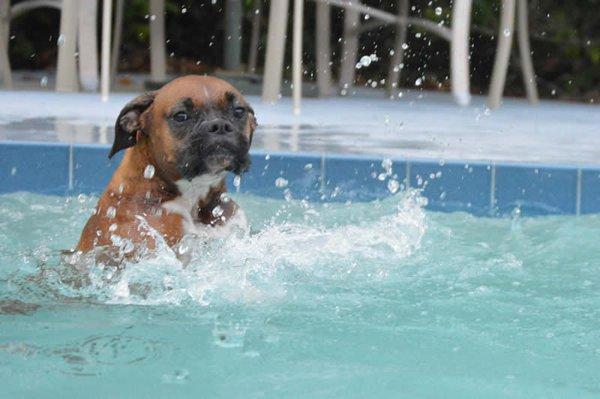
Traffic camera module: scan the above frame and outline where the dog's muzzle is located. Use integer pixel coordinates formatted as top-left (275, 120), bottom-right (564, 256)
top-left (177, 119), bottom-right (251, 179)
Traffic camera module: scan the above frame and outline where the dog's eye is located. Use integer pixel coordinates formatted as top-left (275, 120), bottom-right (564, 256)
top-left (173, 111), bottom-right (188, 123)
top-left (233, 106), bottom-right (246, 119)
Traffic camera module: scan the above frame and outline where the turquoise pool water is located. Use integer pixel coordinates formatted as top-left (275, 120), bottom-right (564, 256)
top-left (1, 192), bottom-right (599, 398)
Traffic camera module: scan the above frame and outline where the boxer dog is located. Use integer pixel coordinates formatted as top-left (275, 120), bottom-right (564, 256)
top-left (76, 75), bottom-right (255, 259)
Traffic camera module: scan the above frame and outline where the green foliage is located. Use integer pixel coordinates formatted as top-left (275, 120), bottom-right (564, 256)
top-left (8, 6), bottom-right (60, 69)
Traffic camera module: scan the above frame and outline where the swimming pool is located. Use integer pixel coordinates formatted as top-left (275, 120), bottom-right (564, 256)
top-left (1, 140), bottom-right (600, 397)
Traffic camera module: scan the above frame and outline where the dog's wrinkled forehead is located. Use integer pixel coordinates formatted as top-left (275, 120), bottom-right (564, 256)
top-left (152, 75), bottom-right (245, 114)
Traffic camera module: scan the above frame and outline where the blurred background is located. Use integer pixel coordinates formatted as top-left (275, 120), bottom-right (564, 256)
top-left (4, 0), bottom-right (599, 103)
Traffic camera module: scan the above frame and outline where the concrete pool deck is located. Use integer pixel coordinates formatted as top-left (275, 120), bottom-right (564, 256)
top-left (0, 89), bottom-right (598, 166)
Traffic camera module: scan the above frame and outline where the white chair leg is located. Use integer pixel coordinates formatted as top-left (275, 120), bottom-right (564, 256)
top-left (0, 0), bottom-right (12, 89)
top-left (386, 0), bottom-right (409, 97)
top-left (315, 1), bottom-right (332, 97)
top-left (292, 0), bottom-right (303, 114)
top-left (450, 0), bottom-right (472, 106)
top-left (100, 0), bottom-right (112, 101)
top-left (56, 0), bottom-right (79, 92)
top-left (516, 0), bottom-right (538, 104)
top-left (339, 4), bottom-right (359, 94)
top-left (261, 0), bottom-right (289, 103)
top-left (224, 0), bottom-right (242, 71)
top-left (487, 0), bottom-right (516, 108)
top-left (110, 0), bottom-right (124, 85)
top-left (149, 0), bottom-right (166, 83)
top-left (247, 0), bottom-right (262, 73)
top-left (78, 0), bottom-right (99, 91)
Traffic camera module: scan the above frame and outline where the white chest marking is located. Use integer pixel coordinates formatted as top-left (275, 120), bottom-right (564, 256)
top-left (162, 174), bottom-right (225, 233)
top-left (161, 173), bottom-right (248, 237)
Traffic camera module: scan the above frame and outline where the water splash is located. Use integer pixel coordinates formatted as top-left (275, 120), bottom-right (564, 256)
top-left (0, 190), bottom-right (427, 307)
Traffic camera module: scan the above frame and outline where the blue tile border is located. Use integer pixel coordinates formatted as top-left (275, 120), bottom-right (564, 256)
top-left (410, 161), bottom-right (492, 215)
top-left (0, 141), bottom-right (70, 195)
top-left (494, 164), bottom-right (579, 216)
top-left (581, 168), bottom-right (600, 214)
top-left (73, 144), bottom-right (124, 194)
top-left (323, 154), bottom-right (406, 202)
top-left (235, 150), bottom-right (324, 201)
top-left (1, 140), bottom-right (600, 217)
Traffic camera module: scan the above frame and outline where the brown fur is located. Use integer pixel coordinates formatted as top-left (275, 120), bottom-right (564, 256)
top-left (76, 76), bottom-right (254, 255)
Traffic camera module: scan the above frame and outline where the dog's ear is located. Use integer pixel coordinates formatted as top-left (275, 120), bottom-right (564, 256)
top-left (109, 91), bottom-right (156, 159)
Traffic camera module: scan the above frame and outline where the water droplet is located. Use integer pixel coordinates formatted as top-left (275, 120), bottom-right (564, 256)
top-left (150, 14), bottom-right (156, 21)
top-left (381, 158), bottom-right (393, 174)
top-left (10, 167), bottom-right (16, 176)
top-left (401, 43), bottom-right (409, 50)
top-left (162, 369), bottom-right (190, 384)
top-left (387, 179), bottom-right (400, 194)
top-left (503, 28), bottom-right (511, 36)
top-left (178, 244), bottom-right (189, 255)
top-left (303, 163), bottom-right (313, 171)
top-left (511, 206), bottom-right (521, 219)
top-left (40, 76), bottom-right (48, 87)
top-left (211, 205), bottom-right (224, 218)
top-left (106, 206), bottom-right (116, 219)
top-left (118, 183), bottom-right (125, 194)
top-left (143, 164), bottom-right (155, 179)
top-left (233, 175), bottom-right (241, 188)
top-left (181, 7), bottom-right (187, 14)
top-left (77, 194), bottom-right (86, 203)
top-left (275, 177), bottom-right (288, 188)
top-left (265, 154), bottom-right (271, 160)
top-left (103, 266), bottom-right (114, 280)
top-left (435, 7), bottom-right (443, 16)
top-left (359, 55), bottom-right (372, 67)
top-left (122, 239), bottom-right (134, 254)
top-left (415, 78), bottom-right (423, 86)
top-left (109, 223), bottom-right (118, 232)
top-left (220, 192), bottom-right (231, 203)
top-left (57, 35), bottom-right (65, 46)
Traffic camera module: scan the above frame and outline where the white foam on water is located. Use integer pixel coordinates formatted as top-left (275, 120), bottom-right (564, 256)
top-left (57, 190), bottom-right (428, 306)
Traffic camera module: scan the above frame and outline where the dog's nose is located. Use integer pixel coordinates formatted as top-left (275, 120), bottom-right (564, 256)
top-left (201, 119), bottom-right (234, 135)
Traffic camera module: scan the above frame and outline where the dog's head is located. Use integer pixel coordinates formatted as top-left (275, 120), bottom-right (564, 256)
top-left (109, 75), bottom-right (256, 180)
